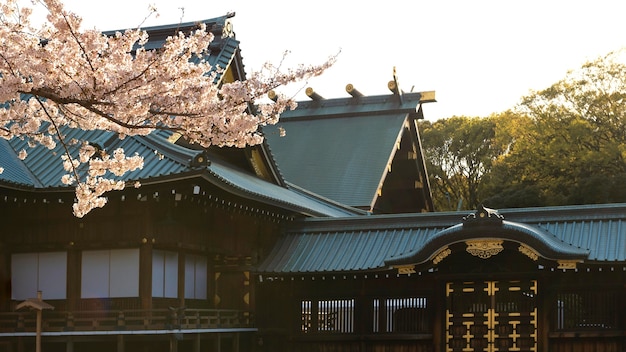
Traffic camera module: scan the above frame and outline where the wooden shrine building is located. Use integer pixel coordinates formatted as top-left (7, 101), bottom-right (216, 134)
top-left (0, 12), bottom-right (625, 352)
top-left (265, 88), bottom-right (435, 214)
top-left (0, 15), bottom-right (362, 352)
top-left (256, 204), bottom-right (626, 352)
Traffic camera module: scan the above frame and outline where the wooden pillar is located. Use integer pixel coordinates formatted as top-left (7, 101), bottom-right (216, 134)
top-left (139, 241), bottom-right (153, 312)
top-left (215, 333), bottom-right (221, 352)
top-left (378, 298), bottom-right (387, 333)
top-left (17, 336), bottom-right (24, 352)
top-left (65, 337), bottom-right (73, 352)
top-left (178, 252), bottom-right (186, 308)
top-left (539, 275), bottom-right (551, 352)
top-left (142, 202), bottom-right (155, 312)
top-left (116, 335), bottom-right (124, 352)
top-left (432, 277), bottom-right (443, 352)
top-left (66, 248), bottom-right (81, 311)
top-left (169, 335), bottom-right (178, 352)
top-left (310, 299), bottom-right (319, 333)
top-left (35, 308), bottom-right (42, 352)
top-left (193, 333), bottom-right (201, 352)
top-left (232, 332), bottom-right (239, 352)
top-left (0, 242), bottom-right (9, 312)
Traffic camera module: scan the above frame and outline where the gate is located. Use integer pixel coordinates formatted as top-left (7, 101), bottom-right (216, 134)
top-left (446, 280), bottom-right (537, 352)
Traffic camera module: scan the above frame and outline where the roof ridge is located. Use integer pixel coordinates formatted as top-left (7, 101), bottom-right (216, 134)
top-left (278, 91), bottom-right (434, 121)
top-left (103, 14), bottom-right (235, 35)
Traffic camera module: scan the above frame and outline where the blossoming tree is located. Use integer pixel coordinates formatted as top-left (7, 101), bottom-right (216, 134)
top-left (0, 0), bottom-right (334, 216)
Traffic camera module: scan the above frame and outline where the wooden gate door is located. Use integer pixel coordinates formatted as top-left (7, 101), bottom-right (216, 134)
top-left (446, 280), bottom-right (537, 352)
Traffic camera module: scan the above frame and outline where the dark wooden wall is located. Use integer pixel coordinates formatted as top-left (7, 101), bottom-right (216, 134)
top-left (0, 179), bottom-right (288, 314)
top-left (256, 258), bottom-right (626, 352)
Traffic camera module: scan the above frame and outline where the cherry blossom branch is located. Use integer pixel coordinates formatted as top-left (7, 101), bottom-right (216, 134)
top-left (0, 0), bottom-right (335, 216)
top-left (32, 94), bottom-right (81, 186)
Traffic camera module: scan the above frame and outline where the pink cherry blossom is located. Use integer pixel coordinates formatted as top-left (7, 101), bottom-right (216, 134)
top-left (0, 0), bottom-right (335, 217)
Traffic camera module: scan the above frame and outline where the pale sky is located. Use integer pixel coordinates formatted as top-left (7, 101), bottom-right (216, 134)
top-left (57, 0), bottom-right (626, 120)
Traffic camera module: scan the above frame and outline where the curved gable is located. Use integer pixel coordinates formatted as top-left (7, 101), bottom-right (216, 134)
top-left (385, 205), bottom-right (590, 269)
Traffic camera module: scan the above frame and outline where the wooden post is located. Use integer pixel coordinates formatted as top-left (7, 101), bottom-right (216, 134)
top-left (139, 239), bottom-right (153, 312)
top-left (215, 333), bottom-right (221, 352)
top-left (169, 335), bottom-right (178, 352)
top-left (66, 248), bottom-right (81, 312)
top-left (193, 333), bottom-right (201, 352)
top-left (65, 336), bottom-right (74, 352)
top-left (178, 252), bottom-right (186, 309)
top-left (16, 291), bottom-right (54, 352)
top-left (35, 303), bottom-right (42, 352)
top-left (232, 332), bottom-right (239, 352)
top-left (116, 335), bottom-right (124, 352)
top-left (433, 278), bottom-right (443, 352)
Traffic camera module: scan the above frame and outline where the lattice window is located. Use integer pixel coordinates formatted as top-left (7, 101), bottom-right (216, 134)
top-left (373, 297), bottom-right (430, 333)
top-left (555, 289), bottom-right (620, 330)
top-left (301, 299), bottom-right (354, 333)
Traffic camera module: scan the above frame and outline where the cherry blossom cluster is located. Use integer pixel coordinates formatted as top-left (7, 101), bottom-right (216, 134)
top-left (0, 0), bottom-right (334, 216)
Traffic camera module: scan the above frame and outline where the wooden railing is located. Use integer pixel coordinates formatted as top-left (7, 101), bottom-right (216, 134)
top-left (0, 308), bottom-right (253, 333)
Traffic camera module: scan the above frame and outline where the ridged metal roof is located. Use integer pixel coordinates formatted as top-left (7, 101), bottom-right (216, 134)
top-left (104, 14), bottom-right (240, 85)
top-left (207, 37), bottom-right (240, 82)
top-left (0, 140), bottom-right (39, 187)
top-left (536, 220), bottom-right (625, 261)
top-left (0, 128), bottom-right (194, 189)
top-left (257, 204), bottom-right (626, 273)
top-left (0, 11), bottom-right (361, 217)
top-left (204, 162), bottom-right (362, 217)
top-left (267, 113), bottom-right (406, 207)
top-left (265, 93), bottom-right (430, 209)
top-left (0, 127), bottom-right (361, 217)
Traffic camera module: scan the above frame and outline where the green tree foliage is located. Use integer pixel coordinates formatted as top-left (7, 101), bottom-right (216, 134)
top-left (483, 50), bottom-right (626, 207)
top-left (419, 116), bottom-right (504, 211)
top-left (421, 50), bottom-right (626, 210)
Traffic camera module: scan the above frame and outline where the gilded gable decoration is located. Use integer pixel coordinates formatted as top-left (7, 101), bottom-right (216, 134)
top-left (396, 264), bottom-right (416, 275)
top-left (519, 244), bottom-right (539, 261)
top-left (465, 239), bottom-right (504, 259)
top-left (432, 246), bottom-right (452, 264)
top-left (557, 260), bottom-right (580, 270)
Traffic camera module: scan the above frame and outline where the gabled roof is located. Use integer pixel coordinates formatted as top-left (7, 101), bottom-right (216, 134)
top-left (111, 15), bottom-right (286, 186)
top-left (257, 203), bottom-right (626, 274)
top-left (104, 13), bottom-right (239, 85)
top-left (265, 91), bottom-right (435, 213)
top-left (0, 15), bottom-right (362, 218)
top-left (0, 128), bottom-right (362, 217)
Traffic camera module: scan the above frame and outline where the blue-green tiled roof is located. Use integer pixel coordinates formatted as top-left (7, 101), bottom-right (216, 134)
top-left (0, 140), bottom-right (39, 187)
top-left (267, 113), bottom-right (406, 207)
top-left (104, 14), bottom-right (239, 84)
top-left (0, 127), bottom-right (361, 217)
top-left (0, 13), bottom-right (362, 218)
top-left (204, 162), bottom-right (363, 217)
top-left (257, 203), bottom-right (626, 273)
top-left (265, 93), bottom-right (429, 209)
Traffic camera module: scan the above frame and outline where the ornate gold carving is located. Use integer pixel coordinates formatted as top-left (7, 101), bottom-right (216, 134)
top-left (465, 239), bottom-right (504, 259)
top-left (446, 280), bottom-right (538, 352)
top-left (396, 265), bottom-right (416, 275)
top-left (214, 294), bottom-right (221, 306)
top-left (433, 246), bottom-right (452, 264)
top-left (518, 244), bottom-right (539, 261)
top-left (557, 260), bottom-right (580, 270)
top-left (484, 281), bottom-right (499, 296)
